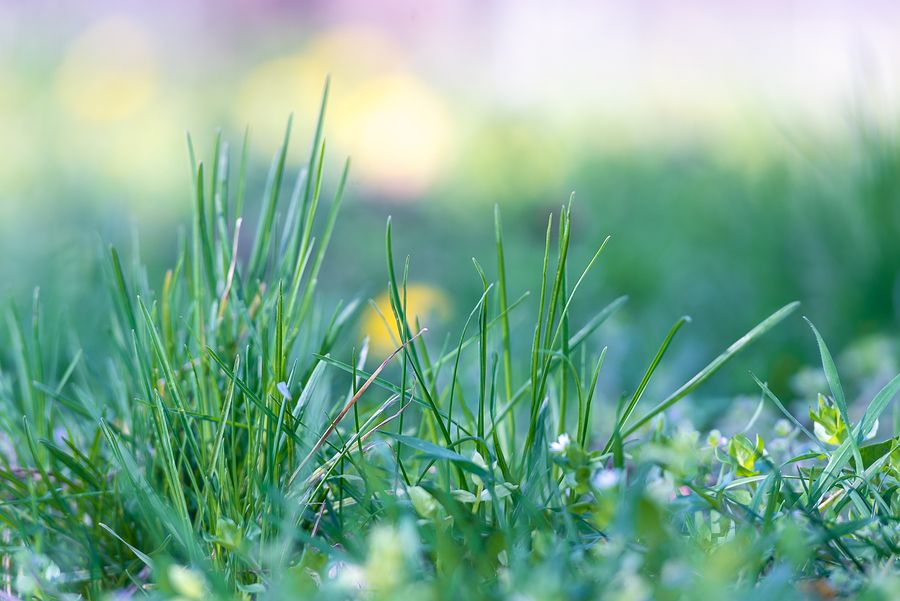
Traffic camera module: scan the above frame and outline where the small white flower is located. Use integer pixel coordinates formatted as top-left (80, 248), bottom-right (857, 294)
top-left (549, 433), bottom-right (571, 454)
top-left (168, 565), bottom-right (206, 599)
top-left (332, 562), bottom-right (366, 590)
top-left (646, 470), bottom-right (677, 503)
top-left (774, 418), bottom-right (793, 438)
top-left (43, 561), bottom-right (61, 581)
top-left (592, 468), bottom-right (621, 490)
top-left (706, 429), bottom-right (727, 447)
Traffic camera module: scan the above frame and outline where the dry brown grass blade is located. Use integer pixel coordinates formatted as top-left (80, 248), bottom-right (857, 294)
top-left (287, 328), bottom-right (427, 487)
top-left (217, 217), bottom-right (242, 322)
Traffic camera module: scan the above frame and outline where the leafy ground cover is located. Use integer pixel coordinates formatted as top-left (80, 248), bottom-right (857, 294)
top-left (2, 100), bottom-right (899, 600)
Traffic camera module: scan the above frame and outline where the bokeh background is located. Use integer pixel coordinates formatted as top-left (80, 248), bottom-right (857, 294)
top-left (3, 0), bottom-right (900, 412)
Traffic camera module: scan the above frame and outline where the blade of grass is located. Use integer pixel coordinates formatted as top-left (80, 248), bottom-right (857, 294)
top-left (623, 301), bottom-right (800, 438)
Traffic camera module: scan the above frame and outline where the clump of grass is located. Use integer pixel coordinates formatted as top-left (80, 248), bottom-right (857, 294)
top-left (2, 95), bottom-right (900, 600)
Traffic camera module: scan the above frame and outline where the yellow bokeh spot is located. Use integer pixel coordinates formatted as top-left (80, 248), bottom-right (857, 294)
top-left (56, 17), bottom-right (158, 121)
top-left (236, 27), bottom-right (455, 198)
top-left (342, 72), bottom-right (454, 198)
top-left (362, 284), bottom-right (451, 356)
top-left (235, 26), bottom-right (403, 149)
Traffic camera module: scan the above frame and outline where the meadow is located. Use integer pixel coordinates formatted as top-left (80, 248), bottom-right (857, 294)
top-left (2, 94), bottom-right (900, 600)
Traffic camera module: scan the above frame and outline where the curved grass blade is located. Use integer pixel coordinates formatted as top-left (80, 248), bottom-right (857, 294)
top-left (623, 301), bottom-right (800, 437)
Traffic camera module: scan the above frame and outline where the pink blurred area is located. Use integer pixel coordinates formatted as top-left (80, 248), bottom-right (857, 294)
top-left (1, 0), bottom-right (899, 209)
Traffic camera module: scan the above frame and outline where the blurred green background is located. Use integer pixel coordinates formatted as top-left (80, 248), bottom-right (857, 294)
top-left (3, 1), bottom-right (900, 408)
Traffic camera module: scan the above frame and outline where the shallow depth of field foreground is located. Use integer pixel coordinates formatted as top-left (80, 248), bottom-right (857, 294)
top-left (3, 5), bottom-right (900, 601)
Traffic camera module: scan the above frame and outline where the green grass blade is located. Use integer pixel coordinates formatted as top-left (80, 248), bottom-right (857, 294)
top-left (623, 301), bottom-right (800, 437)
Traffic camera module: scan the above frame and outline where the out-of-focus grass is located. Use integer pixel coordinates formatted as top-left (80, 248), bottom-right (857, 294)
top-left (322, 121), bottom-right (900, 400)
top-left (3, 119), bottom-right (899, 407)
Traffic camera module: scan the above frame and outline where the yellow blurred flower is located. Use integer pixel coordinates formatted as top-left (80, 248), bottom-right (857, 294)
top-left (342, 72), bottom-right (454, 198)
top-left (236, 26), bottom-right (455, 198)
top-left (235, 26), bottom-right (402, 149)
top-left (167, 565), bottom-right (207, 599)
top-left (361, 284), bottom-right (450, 355)
top-left (56, 17), bottom-right (158, 122)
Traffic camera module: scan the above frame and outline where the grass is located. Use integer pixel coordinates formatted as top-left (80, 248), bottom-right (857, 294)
top-left (2, 98), bottom-right (900, 600)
